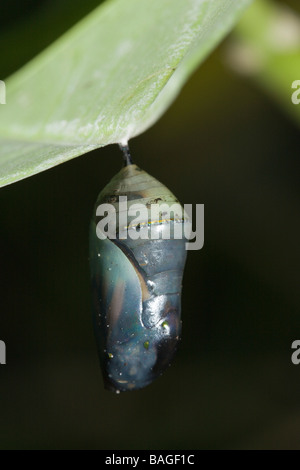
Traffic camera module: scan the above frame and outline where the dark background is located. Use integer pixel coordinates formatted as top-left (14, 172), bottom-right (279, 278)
top-left (0, 0), bottom-right (299, 449)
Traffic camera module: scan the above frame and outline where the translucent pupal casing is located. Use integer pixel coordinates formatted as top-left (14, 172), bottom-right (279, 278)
top-left (89, 164), bottom-right (189, 392)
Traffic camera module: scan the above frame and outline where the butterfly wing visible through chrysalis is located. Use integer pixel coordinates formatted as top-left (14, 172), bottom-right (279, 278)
top-left (90, 224), bottom-right (162, 392)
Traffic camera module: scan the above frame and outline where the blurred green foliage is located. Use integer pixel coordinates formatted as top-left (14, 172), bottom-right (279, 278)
top-left (229, 0), bottom-right (300, 125)
top-left (0, 0), bottom-right (299, 450)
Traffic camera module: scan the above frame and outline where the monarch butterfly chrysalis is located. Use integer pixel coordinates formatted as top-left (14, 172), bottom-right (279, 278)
top-left (89, 145), bottom-right (189, 392)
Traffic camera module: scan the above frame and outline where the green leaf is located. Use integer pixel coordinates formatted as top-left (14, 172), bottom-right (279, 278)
top-left (0, 0), bottom-right (252, 187)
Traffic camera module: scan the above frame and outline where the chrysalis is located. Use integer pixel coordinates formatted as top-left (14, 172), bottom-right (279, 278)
top-left (89, 146), bottom-right (189, 392)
